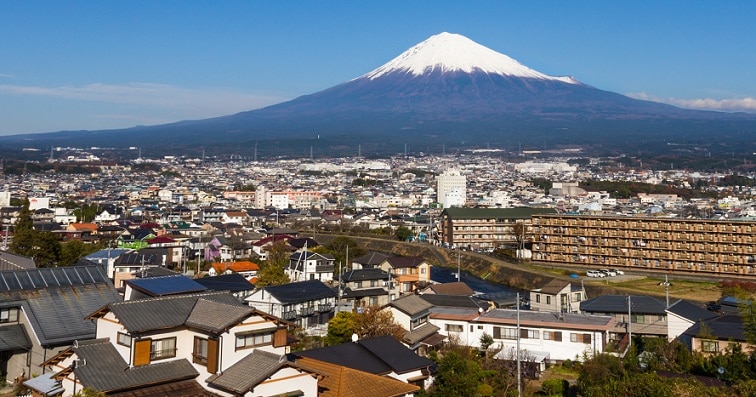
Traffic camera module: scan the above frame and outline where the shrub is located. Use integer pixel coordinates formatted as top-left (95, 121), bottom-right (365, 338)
top-left (541, 378), bottom-right (568, 396)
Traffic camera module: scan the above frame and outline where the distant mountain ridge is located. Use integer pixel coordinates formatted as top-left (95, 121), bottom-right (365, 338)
top-left (1, 32), bottom-right (754, 156)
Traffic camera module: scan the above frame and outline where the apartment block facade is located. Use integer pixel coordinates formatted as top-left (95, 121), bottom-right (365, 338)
top-left (438, 207), bottom-right (558, 250)
top-left (531, 214), bottom-right (756, 276)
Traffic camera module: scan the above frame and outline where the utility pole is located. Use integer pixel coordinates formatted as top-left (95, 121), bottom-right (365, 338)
top-left (516, 292), bottom-right (522, 397)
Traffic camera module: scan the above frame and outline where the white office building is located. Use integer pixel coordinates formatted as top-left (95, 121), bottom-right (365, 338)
top-left (437, 168), bottom-right (466, 208)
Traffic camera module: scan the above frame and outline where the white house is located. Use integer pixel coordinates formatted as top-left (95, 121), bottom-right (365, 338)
top-left (429, 307), bottom-right (615, 363)
top-left (245, 280), bottom-right (337, 331)
top-left (286, 251), bottom-right (335, 283)
top-left (31, 291), bottom-right (316, 397)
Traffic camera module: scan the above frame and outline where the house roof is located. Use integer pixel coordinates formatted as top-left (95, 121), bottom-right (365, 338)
top-left (257, 280), bottom-right (336, 305)
top-left (425, 282), bottom-right (474, 296)
top-left (207, 349), bottom-right (299, 395)
top-left (195, 273), bottom-right (255, 293)
top-left (289, 237), bottom-right (320, 249)
top-left (666, 300), bottom-right (719, 322)
top-left (210, 261), bottom-right (260, 273)
top-left (114, 252), bottom-right (163, 266)
top-left (293, 335), bottom-right (433, 376)
top-left (70, 338), bottom-right (199, 393)
top-left (477, 309), bottom-right (614, 330)
top-left (441, 207), bottom-right (558, 220)
top-left (104, 292), bottom-right (252, 334)
top-left (684, 314), bottom-right (747, 341)
top-left (388, 294), bottom-right (433, 316)
top-left (0, 324), bottom-right (32, 351)
top-left (580, 295), bottom-right (667, 315)
top-left (341, 268), bottom-right (390, 282)
top-left (384, 256), bottom-right (427, 269)
top-left (0, 250), bottom-right (35, 271)
top-left (0, 265), bottom-right (120, 346)
top-left (126, 275), bottom-right (208, 297)
top-left (420, 294), bottom-right (488, 310)
top-left (109, 379), bottom-right (222, 397)
top-left (403, 323), bottom-right (442, 346)
top-left (535, 279), bottom-right (570, 295)
top-left (352, 252), bottom-right (392, 267)
top-left (342, 287), bottom-right (387, 299)
top-left (294, 357), bottom-right (420, 397)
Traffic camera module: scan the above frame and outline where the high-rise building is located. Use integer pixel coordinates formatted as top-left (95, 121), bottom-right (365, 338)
top-left (437, 168), bottom-right (466, 208)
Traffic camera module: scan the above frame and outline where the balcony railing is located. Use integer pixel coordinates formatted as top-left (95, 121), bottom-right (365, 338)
top-left (299, 306), bottom-right (315, 317)
top-left (282, 310), bottom-right (298, 320)
top-left (317, 303), bottom-right (332, 312)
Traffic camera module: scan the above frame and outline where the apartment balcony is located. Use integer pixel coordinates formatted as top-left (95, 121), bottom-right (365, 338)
top-left (317, 303), bottom-right (333, 312)
top-left (282, 310), bottom-right (298, 321)
top-left (299, 306), bottom-right (315, 317)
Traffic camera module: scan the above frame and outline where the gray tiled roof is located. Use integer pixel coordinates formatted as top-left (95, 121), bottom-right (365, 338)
top-left (0, 324), bottom-right (32, 350)
top-left (352, 252), bottom-right (392, 266)
top-left (684, 314), bottom-right (746, 341)
top-left (185, 299), bottom-right (255, 333)
top-left (442, 207), bottom-right (558, 220)
top-left (0, 250), bottom-right (35, 271)
top-left (667, 300), bottom-right (719, 322)
top-left (403, 323), bottom-right (441, 345)
top-left (72, 338), bottom-right (199, 393)
top-left (109, 292), bottom-right (247, 334)
top-left (388, 294), bottom-right (433, 316)
top-left (207, 349), bottom-right (286, 394)
top-left (479, 309), bottom-right (614, 327)
top-left (0, 265), bottom-right (120, 346)
top-left (581, 295), bottom-right (667, 315)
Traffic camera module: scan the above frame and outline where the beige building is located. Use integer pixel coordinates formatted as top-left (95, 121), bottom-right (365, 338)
top-left (531, 214), bottom-right (756, 276)
top-left (439, 207), bottom-right (558, 250)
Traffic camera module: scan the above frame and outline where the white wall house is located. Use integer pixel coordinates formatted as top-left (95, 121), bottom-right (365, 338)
top-left (429, 307), bottom-right (614, 363)
top-left (35, 292), bottom-right (314, 397)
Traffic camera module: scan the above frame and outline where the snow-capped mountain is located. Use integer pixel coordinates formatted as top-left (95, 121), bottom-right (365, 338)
top-left (361, 32), bottom-right (578, 84)
top-left (3, 32), bottom-right (754, 156)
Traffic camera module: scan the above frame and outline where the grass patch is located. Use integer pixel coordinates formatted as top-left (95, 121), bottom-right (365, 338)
top-left (586, 276), bottom-right (722, 303)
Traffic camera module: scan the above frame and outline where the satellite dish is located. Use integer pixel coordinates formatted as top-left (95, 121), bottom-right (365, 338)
top-left (351, 333), bottom-right (359, 343)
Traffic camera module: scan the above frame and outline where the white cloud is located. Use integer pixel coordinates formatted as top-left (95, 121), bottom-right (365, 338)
top-left (0, 82), bottom-right (287, 116)
top-left (628, 92), bottom-right (756, 113)
top-left (0, 73), bottom-right (15, 79)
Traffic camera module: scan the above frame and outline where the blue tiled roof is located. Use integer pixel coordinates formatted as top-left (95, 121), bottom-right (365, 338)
top-left (126, 275), bottom-right (207, 297)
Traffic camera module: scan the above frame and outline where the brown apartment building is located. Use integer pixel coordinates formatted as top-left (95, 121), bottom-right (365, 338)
top-left (531, 214), bottom-right (756, 276)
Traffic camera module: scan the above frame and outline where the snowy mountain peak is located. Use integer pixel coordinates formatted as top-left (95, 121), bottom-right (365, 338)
top-left (361, 32), bottom-right (578, 84)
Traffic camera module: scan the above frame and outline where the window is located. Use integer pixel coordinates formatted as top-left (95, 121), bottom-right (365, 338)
top-left (493, 327), bottom-right (518, 340)
top-left (543, 331), bottom-right (563, 341)
top-left (546, 296), bottom-right (551, 305)
top-left (535, 294), bottom-right (541, 303)
top-left (570, 333), bottom-right (591, 344)
top-left (236, 330), bottom-right (273, 350)
top-left (194, 337), bottom-right (208, 365)
top-left (631, 314), bottom-right (645, 324)
top-left (701, 340), bottom-right (719, 353)
top-left (0, 308), bottom-right (19, 323)
top-left (117, 332), bottom-right (131, 347)
top-left (445, 324), bottom-right (463, 333)
top-left (150, 337), bottom-right (177, 360)
top-left (521, 329), bottom-right (539, 339)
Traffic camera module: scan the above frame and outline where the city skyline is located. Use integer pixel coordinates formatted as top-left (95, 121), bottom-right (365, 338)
top-left (1, 1), bottom-right (754, 135)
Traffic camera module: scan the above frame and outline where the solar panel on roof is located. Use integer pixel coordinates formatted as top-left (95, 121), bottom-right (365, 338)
top-left (27, 270), bottom-right (46, 288)
top-left (40, 269), bottom-right (58, 286)
top-left (4, 273), bottom-right (21, 290)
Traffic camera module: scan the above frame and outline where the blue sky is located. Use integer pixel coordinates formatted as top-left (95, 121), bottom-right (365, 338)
top-left (1, 1), bottom-right (754, 135)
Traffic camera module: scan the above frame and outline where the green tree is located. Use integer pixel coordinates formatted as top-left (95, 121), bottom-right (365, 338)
top-left (430, 349), bottom-right (489, 397)
top-left (29, 232), bottom-right (61, 267)
top-left (256, 241), bottom-right (291, 287)
top-left (9, 199), bottom-right (35, 257)
top-left (60, 240), bottom-right (98, 266)
top-left (325, 311), bottom-right (356, 345)
top-left (324, 236), bottom-right (365, 269)
top-left (394, 225), bottom-right (413, 241)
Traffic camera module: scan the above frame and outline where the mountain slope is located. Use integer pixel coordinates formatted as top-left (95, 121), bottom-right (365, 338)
top-left (1, 32), bottom-right (754, 155)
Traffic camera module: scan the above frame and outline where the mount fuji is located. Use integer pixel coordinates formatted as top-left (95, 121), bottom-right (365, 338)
top-left (3, 32), bottom-right (755, 156)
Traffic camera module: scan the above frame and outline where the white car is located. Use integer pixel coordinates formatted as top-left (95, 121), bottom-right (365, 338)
top-left (600, 269), bottom-right (617, 277)
top-left (586, 270), bottom-right (604, 278)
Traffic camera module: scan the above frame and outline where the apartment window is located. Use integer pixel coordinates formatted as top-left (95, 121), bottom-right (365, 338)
top-left (546, 296), bottom-right (551, 305)
top-left (701, 340), bottom-right (719, 353)
top-left (117, 332), bottom-right (131, 347)
top-left (445, 324), bottom-right (463, 333)
top-left (570, 333), bottom-right (592, 344)
top-left (535, 294), bottom-right (541, 303)
top-left (543, 331), bottom-right (562, 341)
top-left (631, 314), bottom-right (645, 324)
top-left (493, 327), bottom-right (518, 340)
top-left (235, 330), bottom-right (273, 350)
top-left (150, 337), bottom-right (177, 360)
top-left (193, 337), bottom-right (208, 365)
top-left (574, 293), bottom-right (581, 301)
top-left (0, 307), bottom-right (19, 323)
top-left (522, 329), bottom-right (540, 339)
top-left (369, 297), bottom-right (378, 306)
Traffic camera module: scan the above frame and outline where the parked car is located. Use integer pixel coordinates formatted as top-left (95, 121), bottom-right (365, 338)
top-left (586, 270), bottom-right (604, 278)
top-left (600, 269), bottom-right (617, 277)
